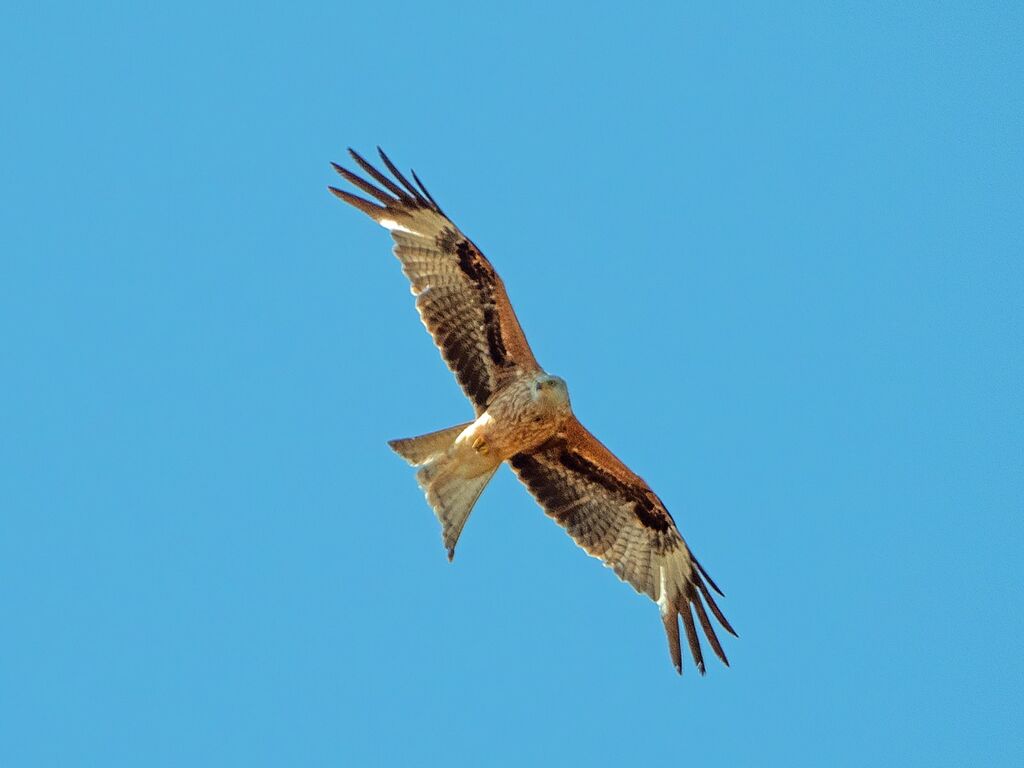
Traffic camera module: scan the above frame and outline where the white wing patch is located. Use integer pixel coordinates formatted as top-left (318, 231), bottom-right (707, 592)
top-left (657, 564), bottom-right (670, 615)
top-left (379, 218), bottom-right (419, 235)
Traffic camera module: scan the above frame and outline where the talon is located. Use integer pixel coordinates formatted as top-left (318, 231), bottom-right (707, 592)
top-left (472, 436), bottom-right (489, 454)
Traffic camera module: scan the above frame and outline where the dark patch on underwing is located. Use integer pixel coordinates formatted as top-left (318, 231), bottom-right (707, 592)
top-left (455, 239), bottom-right (493, 287)
top-left (509, 452), bottom-right (538, 473)
top-left (435, 227), bottom-right (459, 253)
top-left (557, 448), bottom-right (671, 532)
top-left (483, 305), bottom-right (507, 365)
top-left (557, 449), bottom-right (619, 495)
top-left (632, 491), bottom-right (671, 532)
top-left (454, 239), bottom-right (507, 367)
top-left (511, 452), bottom-right (573, 513)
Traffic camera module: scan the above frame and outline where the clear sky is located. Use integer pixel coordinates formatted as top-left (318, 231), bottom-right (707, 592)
top-left (2, 2), bottom-right (1021, 766)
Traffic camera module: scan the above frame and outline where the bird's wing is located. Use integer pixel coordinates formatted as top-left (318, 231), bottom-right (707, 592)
top-left (509, 416), bottom-right (736, 674)
top-left (329, 148), bottom-right (541, 414)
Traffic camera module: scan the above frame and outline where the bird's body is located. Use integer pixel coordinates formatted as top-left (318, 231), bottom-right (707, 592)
top-left (329, 148), bottom-right (737, 675)
top-left (389, 371), bottom-right (573, 562)
top-left (462, 373), bottom-right (572, 462)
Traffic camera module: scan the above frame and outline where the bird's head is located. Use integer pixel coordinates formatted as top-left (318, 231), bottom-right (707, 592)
top-left (532, 373), bottom-right (572, 415)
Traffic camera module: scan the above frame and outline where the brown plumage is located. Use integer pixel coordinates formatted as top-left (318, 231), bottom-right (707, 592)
top-left (330, 149), bottom-right (536, 413)
top-left (329, 148), bottom-right (736, 675)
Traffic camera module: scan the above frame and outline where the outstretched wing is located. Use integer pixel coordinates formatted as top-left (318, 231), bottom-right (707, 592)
top-left (329, 148), bottom-right (541, 414)
top-left (509, 417), bottom-right (736, 675)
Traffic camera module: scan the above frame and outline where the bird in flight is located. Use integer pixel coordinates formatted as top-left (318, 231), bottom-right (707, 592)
top-left (328, 148), bottom-right (736, 675)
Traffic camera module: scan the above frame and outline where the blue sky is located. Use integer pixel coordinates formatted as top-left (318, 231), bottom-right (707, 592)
top-left (2, 2), bottom-right (1021, 766)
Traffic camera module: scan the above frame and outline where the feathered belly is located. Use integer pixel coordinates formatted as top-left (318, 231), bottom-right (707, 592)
top-left (458, 380), bottom-right (561, 462)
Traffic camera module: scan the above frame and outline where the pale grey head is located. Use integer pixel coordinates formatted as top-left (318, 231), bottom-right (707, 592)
top-left (531, 373), bottom-right (572, 415)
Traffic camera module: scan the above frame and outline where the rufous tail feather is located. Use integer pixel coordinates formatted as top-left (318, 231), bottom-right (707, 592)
top-left (387, 422), bottom-right (497, 560)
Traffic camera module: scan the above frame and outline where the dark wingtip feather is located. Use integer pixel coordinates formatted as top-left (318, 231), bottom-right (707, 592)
top-left (377, 146), bottom-right (430, 207)
top-left (411, 168), bottom-right (444, 214)
top-left (692, 592), bottom-right (730, 666)
top-left (680, 602), bottom-right (705, 676)
top-left (692, 554), bottom-right (725, 597)
top-left (339, 147), bottom-right (444, 214)
top-left (332, 163), bottom-right (399, 206)
top-left (662, 610), bottom-right (683, 676)
top-left (694, 577), bottom-right (738, 637)
top-left (447, 546), bottom-right (455, 563)
top-left (347, 148), bottom-right (411, 203)
top-left (328, 186), bottom-right (386, 218)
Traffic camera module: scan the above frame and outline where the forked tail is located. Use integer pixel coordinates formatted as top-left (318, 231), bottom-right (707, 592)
top-left (388, 422), bottom-right (498, 561)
